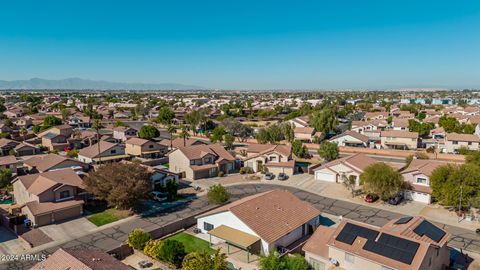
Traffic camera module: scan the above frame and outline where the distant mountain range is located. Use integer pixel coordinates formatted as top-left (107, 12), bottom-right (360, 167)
top-left (0, 78), bottom-right (204, 90)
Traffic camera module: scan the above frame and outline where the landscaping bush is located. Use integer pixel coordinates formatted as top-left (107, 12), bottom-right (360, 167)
top-left (158, 239), bottom-right (186, 268)
top-left (126, 228), bottom-right (151, 250)
top-left (143, 239), bottom-right (163, 260)
top-left (207, 184), bottom-right (230, 204)
top-left (240, 167), bottom-right (253, 174)
top-left (217, 171), bottom-right (225, 177)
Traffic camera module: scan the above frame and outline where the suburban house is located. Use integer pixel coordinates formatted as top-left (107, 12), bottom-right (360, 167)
top-left (38, 124), bottom-right (77, 151)
top-left (294, 127), bottom-right (321, 142)
top-left (288, 116), bottom-right (310, 128)
top-left (391, 118), bottom-right (410, 131)
top-left (196, 189), bottom-right (322, 256)
top-left (112, 126), bottom-right (138, 142)
top-left (303, 216), bottom-right (450, 270)
top-left (11, 169), bottom-right (85, 227)
top-left (243, 144), bottom-right (295, 176)
top-left (0, 155), bottom-right (18, 174)
top-left (0, 138), bottom-right (21, 156)
top-left (169, 143), bottom-right (236, 179)
top-left (68, 115), bottom-right (91, 128)
top-left (159, 137), bottom-right (207, 150)
top-left (380, 130), bottom-right (419, 150)
top-left (23, 154), bottom-right (89, 173)
top-left (363, 112), bottom-right (389, 121)
top-left (31, 248), bottom-right (132, 270)
top-left (313, 154), bottom-right (378, 186)
top-left (125, 137), bottom-right (168, 159)
top-left (401, 159), bottom-right (452, 204)
top-left (351, 120), bottom-right (387, 140)
top-left (444, 132), bottom-right (480, 153)
top-left (77, 141), bottom-right (127, 164)
top-left (329, 131), bottom-right (369, 148)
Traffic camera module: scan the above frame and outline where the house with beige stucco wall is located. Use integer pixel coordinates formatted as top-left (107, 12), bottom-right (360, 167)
top-left (444, 132), bottom-right (480, 153)
top-left (125, 137), bottom-right (168, 158)
top-left (303, 217), bottom-right (450, 270)
top-left (380, 130), bottom-right (418, 150)
top-left (243, 144), bottom-right (295, 176)
top-left (169, 143), bottom-right (236, 180)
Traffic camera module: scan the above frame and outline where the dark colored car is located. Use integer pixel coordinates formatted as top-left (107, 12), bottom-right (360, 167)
top-left (264, 172), bottom-right (274, 180)
top-left (388, 193), bottom-right (404, 205)
top-left (138, 260), bottom-right (152, 268)
top-left (364, 193), bottom-right (379, 203)
top-left (277, 173), bottom-right (288, 181)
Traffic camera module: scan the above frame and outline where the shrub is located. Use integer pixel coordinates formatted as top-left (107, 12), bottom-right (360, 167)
top-left (240, 167), bottom-right (253, 174)
top-left (126, 228), bottom-right (151, 250)
top-left (143, 239), bottom-right (163, 260)
top-left (217, 171), bottom-right (225, 177)
top-left (158, 239), bottom-right (186, 268)
top-left (207, 184), bottom-right (230, 204)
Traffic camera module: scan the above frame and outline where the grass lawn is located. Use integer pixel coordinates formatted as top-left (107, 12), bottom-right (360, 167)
top-left (87, 208), bottom-right (131, 226)
top-left (165, 232), bottom-right (214, 254)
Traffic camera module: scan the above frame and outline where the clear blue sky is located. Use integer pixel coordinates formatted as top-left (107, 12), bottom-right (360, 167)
top-left (1, 0), bottom-right (479, 89)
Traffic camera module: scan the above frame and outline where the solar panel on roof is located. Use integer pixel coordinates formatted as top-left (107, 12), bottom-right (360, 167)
top-left (362, 233), bottom-right (420, 265)
top-left (413, 220), bottom-right (446, 243)
top-left (335, 223), bottom-right (379, 245)
top-left (394, 216), bottom-right (413, 225)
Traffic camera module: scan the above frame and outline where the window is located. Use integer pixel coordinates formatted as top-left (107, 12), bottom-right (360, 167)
top-left (269, 156), bottom-right (277, 161)
top-left (204, 222), bottom-right (214, 231)
top-left (110, 149), bottom-right (117, 154)
top-left (190, 160), bottom-right (195, 165)
top-left (469, 142), bottom-right (472, 146)
top-left (345, 253), bottom-right (355, 263)
top-left (416, 177), bottom-right (427, 184)
top-left (59, 190), bottom-right (70, 199)
top-left (453, 141), bottom-right (458, 145)
top-left (309, 258), bottom-right (325, 270)
top-left (149, 144), bottom-right (154, 148)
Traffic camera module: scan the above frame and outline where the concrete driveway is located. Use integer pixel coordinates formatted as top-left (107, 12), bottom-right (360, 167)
top-left (0, 226), bottom-right (26, 255)
top-left (39, 217), bottom-right (97, 242)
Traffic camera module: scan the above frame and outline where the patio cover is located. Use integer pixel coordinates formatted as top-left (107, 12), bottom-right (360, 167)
top-left (92, 154), bottom-right (129, 162)
top-left (208, 225), bottom-right (260, 249)
top-left (385, 142), bottom-right (407, 146)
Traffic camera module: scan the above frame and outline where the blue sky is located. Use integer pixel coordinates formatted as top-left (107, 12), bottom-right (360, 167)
top-left (0, 0), bottom-right (479, 89)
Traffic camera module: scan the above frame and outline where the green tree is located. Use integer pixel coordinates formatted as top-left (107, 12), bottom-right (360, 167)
top-left (143, 239), bottom-right (163, 260)
top-left (259, 251), bottom-right (285, 270)
top-left (292, 140), bottom-right (309, 158)
top-left (284, 254), bottom-right (308, 270)
top-left (41, 116), bottom-right (62, 130)
top-left (167, 125), bottom-right (177, 149)
top-left (282, 122), bottom-right (295, 143)
top-left (210, 126), bottom-right (226, 143)
top-left (85, 162), bottom-right (152, 209)
top-left (66, 148), bottom-right (79, 158)
top-left (182, 250), bottom-right (228, 270)
top-left (179, 125), bottom-right (190, 147)
top-left (0, 168), bottom-right (12, 189)
top-left (317, 141), bottom-right (339, 161)
top-left (156, 107), bottom-right (175, 125)
top-left (207, 184), bottom-right (230, 204)
top-left (360, 163), bottom-right (404, 200)
top-left (312, 106), bottom-right (338, 135)
top-left (342, 174), bottom-right (357, 197)
top-left (126, 228), bottom-right (151, 250)
top-left (138, 125), bottom-right (160, 140)
top-left (224, 133), bottom-right (235, 150)
top-left (159, 239), bottom-right (186, 268)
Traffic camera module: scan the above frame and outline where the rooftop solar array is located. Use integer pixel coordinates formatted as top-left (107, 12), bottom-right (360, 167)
top-left (335, 223), bottom-right (379, 245)
top-left (394, 216), bottom-right (413, 225)
top-left (413, 220), bottom-right (446, 243)
top-left (363, 233), bottom-right (419, 265)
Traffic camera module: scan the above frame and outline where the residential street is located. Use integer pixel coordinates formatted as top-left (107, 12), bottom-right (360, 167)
top-left (2, 183), bottom-right (480, 270)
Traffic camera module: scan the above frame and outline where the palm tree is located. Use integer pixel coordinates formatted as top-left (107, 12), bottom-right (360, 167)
top-left (92, 119), bottom-right (104, 164)
top-left (179, 125), bottom-right (190, 147)
top-left (167, 125), bottom-right (177, 150)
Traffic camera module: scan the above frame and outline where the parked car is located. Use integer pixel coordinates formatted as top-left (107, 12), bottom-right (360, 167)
top-left (364, 193), bottom-right (379, 203)
top-left (151, 191), bottom-right (168, 202)
top-left (277, 173), bottom-right (288, 181)
top-left (388, 193), bottom-right (404, 205)
top-left (264, 172), bottom-right (275, 180)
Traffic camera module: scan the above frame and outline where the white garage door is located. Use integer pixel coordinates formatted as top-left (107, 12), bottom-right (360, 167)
top-left (405, 190), bottom-right (430, 204)
top-left (315, 171), bottom-right (336, 182)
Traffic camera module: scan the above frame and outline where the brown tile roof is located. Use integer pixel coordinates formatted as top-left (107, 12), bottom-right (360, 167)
top-left (330, 130), bottom-right (369, 143)
top-left (0, 138), bottom-right (18, 148)
top-left (15, 169), bottom-right (84, 196)
top-left (381, 130), bottom-right (418, 139)
top-left (382, 216), bottom-right (450, 247)
top-left (392, 118), bottom-right (410, 128)
top-left (177, 143), bottom-right (235, 161)
top-left (446, 132), bottom-right (480, 142)
top-left (23, 154), bottom-right (85, 172)
top-left (31, 248), bottom-right (133, 270)
top-left (25, 199), bottom-right (84, 216)
top-left (314, 153), bottom-right (379, 173)
top-left (0, 155), bottom-right (17, 166)
top-left (264, 159), bottom-right (295, 168)
top-left (159, 138), bottom-right (207, 148)
top-left (199, 189), bottom-right (321, 243)
top-left (402, 159), bottom-right (451, 177)
top-left (468, 115), bottom-right (480, 125)
top-left (294, 127), bottom-right (315, 134)
top-left (78, 141), bottom-right (119, 159)
top-left (302, 225), bottom-right (336, 258)
top-left (125, 137), bottom-right (149, 146)
top-left (246, 144), bottom-right (292, 158)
